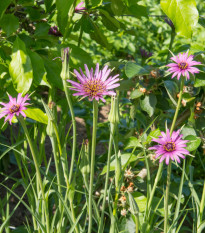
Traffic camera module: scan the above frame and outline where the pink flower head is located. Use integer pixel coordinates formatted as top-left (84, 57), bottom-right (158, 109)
top-left (167, 52), bottom-right (201, 80)
top-left (67, 63), bottom-right (120, 102)
top-left (75, 1), bottom-right (86, 13)
top-left (0, 93), bottom-right (30, 124)
top-left (149, 129), bottom-right (189, 165)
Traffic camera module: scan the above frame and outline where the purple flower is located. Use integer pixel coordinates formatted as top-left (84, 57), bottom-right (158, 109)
top-left (163, 17), bottom-right (175, 29)
top-left (67, 63), bottom-right (120, 102)
top-left (149, 129), bottom-right (189, 165)
top-left (140, 48), bottom-right (152, 59)
top-left (167, 52), bottom-right (201, 80)
top-left (0, 93), bottom-right (30, 124)
top-left (48, 26), bottom-right (62, 37)
top-left (75, 1), bottom-right (86, 13)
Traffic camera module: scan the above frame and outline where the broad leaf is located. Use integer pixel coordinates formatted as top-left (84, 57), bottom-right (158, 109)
top-left (101, 153), bottom-right (139, 175)
top-left (111, 0), bottom-right (125, 15)
top-left (125, 62), bottom-right (150, 78)
top-left (91, 0), bottom-right (103, 7)
top-left (27, 50), bottom-right (48, 87)
top-left (161, 0), bottom-right (199, 38)
top-left (24, 108), bottom-right (48, 124)
top-left (124, 137), bottom-right (143, 150)
top-left (9, 37), bottom-right (33, 95)
top-left (140, 94), bottom-right (157, 117)
top-left (43, 58), bottom-right (63, 90)
top-left (130, 89), bottom-right (144, 99)
top-left (0, 0), bottom-right (13, 20)
top-left (56, 0), bottom-right (75, 34)
top-left (194, 72), bottom-right (205, 87)
top-left (0, 14), bottom-right (19, 36)
top-left (184, 135), bottom-right (201, 152)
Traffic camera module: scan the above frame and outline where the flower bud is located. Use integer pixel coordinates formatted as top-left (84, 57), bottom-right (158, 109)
top-left (108, 94), bottom-right (120, 124)
top-left (60, 47), bottom-right (70, 80)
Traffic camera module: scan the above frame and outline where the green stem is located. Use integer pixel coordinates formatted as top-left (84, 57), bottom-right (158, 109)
top-left (146, 162), bottom-right (163, 219)
top-left (50, 137), bottom-right (62, 209)
top-left (164, 76), bottom-right (185, 233)
top-left (98, 123), bottom-right (115, 233)
top-left (171, 159), bottom-right (186, 233)
top-left (166, 30), bottom-right (176, 64)
top-left (78, 25), bottom-right (83, 47)
top-left (88, 100), bottom-right (98, 233)
top-left (200, 179), bottom-right (205, 221)
top-left (18, 117), bottom-right (50, 233)
top-left (170, 77), bottom-right (185, 135)
top-left (62, 79), bottom-right (77, 185)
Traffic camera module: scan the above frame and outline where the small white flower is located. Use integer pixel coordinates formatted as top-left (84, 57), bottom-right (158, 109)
top-left (124, 168), bottom-right (134, 179)
top-left (121, 208), bottom-right (127, 216)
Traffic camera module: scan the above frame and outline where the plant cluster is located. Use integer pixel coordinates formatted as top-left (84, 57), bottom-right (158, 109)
top-left (0, 1), bottom-right (205, 233)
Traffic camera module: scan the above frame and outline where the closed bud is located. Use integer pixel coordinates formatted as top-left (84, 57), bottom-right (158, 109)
top-left (108, 94), bottom-right (120, 124)
top-left (60, 47), bottom-right (70, 80)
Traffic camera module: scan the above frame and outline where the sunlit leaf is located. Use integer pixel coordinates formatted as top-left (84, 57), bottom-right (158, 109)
top-left (24, 108), bottom-right (48, 124)
top-left (9, 37), bottom-right (33, 95)
top-left (161, 0), bottom-right (199, 38)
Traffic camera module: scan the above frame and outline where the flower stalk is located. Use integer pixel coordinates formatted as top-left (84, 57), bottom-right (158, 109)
top-left (18, 116), bottom-right (50, 233)
top-left (88, 99), bottom-right (98, 233)
top-left (164, 76), bottom-right (185, 233)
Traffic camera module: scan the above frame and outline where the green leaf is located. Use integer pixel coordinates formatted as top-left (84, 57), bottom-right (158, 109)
top-left (198, 17), bottom-right (205, 28)
top-left (125, 62), bottom-right (150, 78)
top-left (89, 19), bottom-right (111, 49)
top-left (130, 89), bottom-right (144, 99)
top-left (43, 58), bottom-right (63, 90)
top-left (9, 37), bottom-right (33, 95)
top-left (127, 4), bottom-right (147, 18)
top-left (24, 108), bottom-right (48, 124)
top-left (118, 217), bottom-right (136, 233)
top-left (111, 0), bottom-right (125, 15)
top-left (160, 0), bottom-right (199, 38)
top-left (181, 126), bottom-right (196, 138)
top-left (140, 94), bottom-right (157, 117)
top-left (34, 22), bottom-right (50, 37)
top-left (68, 43), bottom-right (94, 67)
top-left (0, 0), bottom-right (13, 20)
top-left (124, 137), bottom-right (143, 150)
top-left (101, 153), bottom-right (139, 175)
top-left (56, 0), bottom-right (75, 34)
top-left (27, 50), bottom-right (48, 87)
top-left (91, 0), bottom-right (103, 7)
top-left (99, 9), bottom-right (121, 32)
top-left (145, 128), bottom-right (161, 144)
top-left (0, 14), bottom-right (19, 36)
top-left (184, 135), bottom-right (201, 152)
top-left (132, 192), bottom-right (147, 212)
top-left (164, 80), bottom-right (178, 106)
top-left (194, 72), bottom-right (205, 87)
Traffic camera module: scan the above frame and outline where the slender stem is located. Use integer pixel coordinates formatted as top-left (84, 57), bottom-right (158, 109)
top-left (164, 162), bottom-right (172, 233)
top-left (146, 162), bottom-right (163, 219)
top-left (144, 148), bottom-right (151, 199)
top-left (166, 30), bottom-right (176, 64)
top-left (170, 76), bottom-right (185, 135)
top-left (78, 25), bottom-right (83, 47)
top-left (18, 117), bottom-right (50, 233)
top-left (171, 159), bottom-right (186, 233)
top-left (200, 179), bottom-right (205, 221)
top-left (98, 123), bottom-right (115, 233)
top-left (50, 137), bottom-right (62, 207)
top-left (164, 76), bottom-right (185, 233)
top-left (62, 79), bottom-right (77, 185)
top-left (88, 100), bottom-right (98, 233)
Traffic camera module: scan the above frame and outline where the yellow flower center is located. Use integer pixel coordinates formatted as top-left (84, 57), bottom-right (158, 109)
top-left (9, 104), bottom-right (20, 113)
top-left (163, 141), bottom-right (176, 152)
top-left (83, 79), bottom-right (106, 97)
top-left (178, 62), bottom-right (188, 70)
